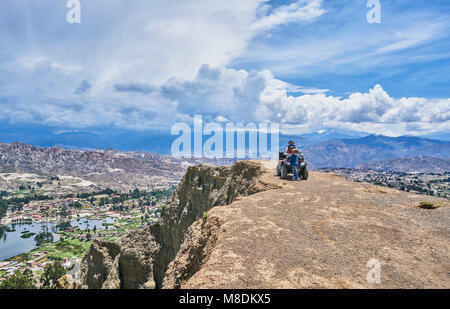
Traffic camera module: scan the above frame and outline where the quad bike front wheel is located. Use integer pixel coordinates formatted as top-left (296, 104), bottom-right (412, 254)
top-left (300, 167), bottom-right (309, 180)
top-left (276, 164), bottom-right (281, 176)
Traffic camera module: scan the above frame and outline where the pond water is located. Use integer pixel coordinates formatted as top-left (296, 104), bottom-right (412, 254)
top-left (0, 217), bottom-right (116, 261)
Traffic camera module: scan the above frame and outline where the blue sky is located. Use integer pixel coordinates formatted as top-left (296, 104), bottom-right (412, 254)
top-left (0, 0), bottom-right (449, 137)
top-left (234, 0), bottom-right (450, 97)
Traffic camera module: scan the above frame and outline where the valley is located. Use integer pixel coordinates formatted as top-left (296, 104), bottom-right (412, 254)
top-left (318, 168), bottom-right (450, 199)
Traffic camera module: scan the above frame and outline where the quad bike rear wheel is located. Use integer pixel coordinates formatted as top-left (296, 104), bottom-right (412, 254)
top-left (281, 165), bottom-right (288, 179)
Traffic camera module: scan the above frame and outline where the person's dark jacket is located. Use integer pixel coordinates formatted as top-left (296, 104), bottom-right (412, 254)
top-left (289, 153), bottom-right (299, 166)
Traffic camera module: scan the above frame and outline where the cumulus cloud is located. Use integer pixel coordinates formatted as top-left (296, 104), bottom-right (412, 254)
top-left (158, 65), bottom-right (450, 136)
top-left (0, 56), bottom-right (448, 136)
top-left (1, 57), bottom-right (449, 136)
top-left (113, 83), bottom-right (155, 94)
top-left (0, 0), bottom-right (328, 89)
top-left (74, 80), bottom-right (92, 95)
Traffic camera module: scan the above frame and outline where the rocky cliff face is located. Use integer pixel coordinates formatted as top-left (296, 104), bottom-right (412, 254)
top-left (80, 227), bottom-right (157, 289)
top-left (162, 215), bottom-right (223, 289)
top-left (79, 161), bottom-right (271, 289)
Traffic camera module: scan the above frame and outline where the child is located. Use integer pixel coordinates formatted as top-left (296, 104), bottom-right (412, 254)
top-left (289, 149), bottom-right (300, 181)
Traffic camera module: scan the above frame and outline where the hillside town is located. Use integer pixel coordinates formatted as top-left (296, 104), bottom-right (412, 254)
top-left (0, 183), bottom-right (174, 285)
top-left (0, 254), bottom-right (81, 285)
top-left (0, 188), bottom-right (168, 226)
top-left (319, 168), bottom-right (450, 199)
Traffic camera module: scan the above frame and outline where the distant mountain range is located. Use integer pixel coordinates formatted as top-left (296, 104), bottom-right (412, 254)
top-left (0, 125), bottom-right (448, 171)
top-left (302, 135), bottom-right (450, 169)
top-left (0, 125), bottom-right (174, 153)
top-left (420, 132), bottom-right (450, 142)
top-left (1, 124), bottom-right (447, 150)
top-left (0, 143), bottom-right (235, 192)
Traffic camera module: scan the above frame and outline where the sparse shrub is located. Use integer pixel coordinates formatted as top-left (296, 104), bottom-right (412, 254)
top-left (418, 202), bottom-right (439, 209)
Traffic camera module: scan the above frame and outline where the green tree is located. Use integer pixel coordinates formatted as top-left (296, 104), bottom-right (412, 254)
top-left (131, 188), bottom-right (140, 199)
top-left (72, 201), bottom-right (83, 209)
top-left (40, 261), bottom-right (67, 289)
top-left (99, 197), bottom-right (106, 206)
top-left (0, 269), bottom-right (36, 289)
top-left (0, 199), bottom-right (8, 221)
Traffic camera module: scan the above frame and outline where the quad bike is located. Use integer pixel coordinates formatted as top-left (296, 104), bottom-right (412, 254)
top-left (276, 151), bottom-right (309, 180)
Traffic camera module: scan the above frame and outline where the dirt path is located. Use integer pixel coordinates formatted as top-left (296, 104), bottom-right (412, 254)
top-left (183, 160), bottom-right (450, 289)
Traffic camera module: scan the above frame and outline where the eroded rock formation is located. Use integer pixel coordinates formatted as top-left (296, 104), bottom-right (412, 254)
top-left (79, 161), bottom-right (269, 289)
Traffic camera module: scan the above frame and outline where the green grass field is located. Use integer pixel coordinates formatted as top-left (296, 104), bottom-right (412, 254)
top-left (34, 238), bottom-right (92, 260)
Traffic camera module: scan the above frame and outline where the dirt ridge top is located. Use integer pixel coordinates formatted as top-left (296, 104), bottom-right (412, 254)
top-left (173, 160), bottom-right (450, 289)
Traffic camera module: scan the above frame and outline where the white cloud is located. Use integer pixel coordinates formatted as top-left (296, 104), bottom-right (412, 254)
top-left (158, 65), bottom-right (450, 136)
top-left (375, 21), bottom-right (447, 54)
top-left (250, 0), bottom-right (326, 32)
top-left (0, 60), bottom-right (448, 136)
top-left (0, 0), bottom-right (327, 88)
top-left (0, 0), bottom-right (329, 130)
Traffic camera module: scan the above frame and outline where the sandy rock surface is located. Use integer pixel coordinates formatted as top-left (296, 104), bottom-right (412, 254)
top-left (181, 160), bottom-right (450, 289)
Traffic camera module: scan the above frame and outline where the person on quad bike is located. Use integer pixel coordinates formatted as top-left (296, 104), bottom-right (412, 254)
top-left (285, 141), bottom-right (297, 154)
top-left (281, 145), bottom-right (296, 169)
top-left (289, 149), bottom-right (301, 181)
top-left (281, 141), bottom-right (298, 169)
top-left (277, 140), bottom-right (308, 180)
